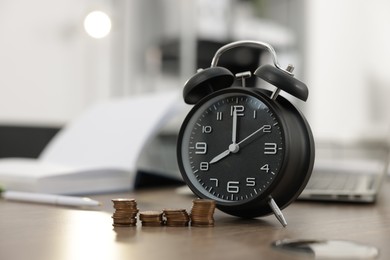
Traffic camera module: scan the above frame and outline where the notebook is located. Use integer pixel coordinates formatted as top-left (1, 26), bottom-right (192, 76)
top-left (298, 144), bottom-right (388, 203)
top-left (0, 91), bottom-right (181, 195)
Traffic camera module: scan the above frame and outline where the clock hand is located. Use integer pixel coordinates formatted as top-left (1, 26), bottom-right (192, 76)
top-left (237, 125), bottom-right (266, 146)
top-left (210, 125), bottom-right (266, 165)
top-left (210, 108), bottom-right (240, 165)
top-left (232, 108), bottom-right (238, 144)
top-left (209, 142), bottom-right (240, 164)
top-left (209, 149), bottom-right (230, 164)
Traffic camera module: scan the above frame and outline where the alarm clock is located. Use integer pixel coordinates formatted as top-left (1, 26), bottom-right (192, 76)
top-left (176, 40), bottom-right (315, 226)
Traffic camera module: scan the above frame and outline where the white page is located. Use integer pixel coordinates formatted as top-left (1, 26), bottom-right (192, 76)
top-left (40, 90), bottom-right (180, 171)
top-left (0, 90), bottom-right (181, 193)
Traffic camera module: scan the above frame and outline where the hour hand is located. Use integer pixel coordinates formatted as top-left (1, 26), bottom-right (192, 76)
top-left (209, 149), bottom-right (230, 164)
top-left (209, 143), bottom-right (240, 164)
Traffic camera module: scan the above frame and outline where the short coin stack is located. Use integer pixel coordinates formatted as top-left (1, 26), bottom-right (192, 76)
top-left (111, 198), bottom-right (139, 227)
top-left (139, 211), bottom-right (164, 226)
top-left (190, 199), bottom-right (216, 227)
top-left (163, 209), bottom-right (190, 227)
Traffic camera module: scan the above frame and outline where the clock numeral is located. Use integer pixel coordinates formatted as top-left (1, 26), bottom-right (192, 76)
top-left (263, 125), bottom-right (272, 133)
top-left (210, 178), bottom-right (219, 187)
top-left (246, 177), bottom-right (256, 187)
top-left (202, 125), bottom-right (212, 134)
top-left (227, 181), bottom-right (240, 193)
top-left (264, 143), bottom-right (278, 155)
top-left (216, 112), bottom-right (223, 121)
top-left (195, 142), bottom-right (207, 154)
top-left (260, 164), bottom-right (270, 173)
top-left (230, 105), bottom-right (245, 116)
top-left (200, 162), bottom-right (209, 171)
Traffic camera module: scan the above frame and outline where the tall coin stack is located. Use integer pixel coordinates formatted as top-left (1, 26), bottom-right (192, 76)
top-left (111, 198), bottom-right (139, 227)
top-left (190, 199), bottom-right (216, 227)
top-left (139, 211), bottom-right (164, 226)
top-left (163, 209), bottom-right (190, 227)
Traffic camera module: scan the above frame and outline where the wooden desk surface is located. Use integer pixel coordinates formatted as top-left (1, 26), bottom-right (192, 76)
top-left (1, 180), bottom-right (390, 260)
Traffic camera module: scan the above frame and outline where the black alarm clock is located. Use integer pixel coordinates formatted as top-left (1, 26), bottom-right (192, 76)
top-left (177, 40), bottom-right (315, 226)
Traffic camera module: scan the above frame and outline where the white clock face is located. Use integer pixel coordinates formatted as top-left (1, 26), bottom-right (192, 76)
top-left (179, 90), bottom-right (285, 205)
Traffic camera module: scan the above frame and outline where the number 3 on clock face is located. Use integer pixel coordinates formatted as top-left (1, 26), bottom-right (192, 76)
top-left (177, 88), bottom-right (286, 206)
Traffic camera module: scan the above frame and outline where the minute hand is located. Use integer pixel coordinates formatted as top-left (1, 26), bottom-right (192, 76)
top-left (237, 125), bottom-right (266, 147)
top-left (209, 125), bottom-right (267, 165)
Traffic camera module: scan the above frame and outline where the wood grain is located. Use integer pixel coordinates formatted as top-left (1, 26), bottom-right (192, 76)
top-left (1, 179), bottom-right (389, 260)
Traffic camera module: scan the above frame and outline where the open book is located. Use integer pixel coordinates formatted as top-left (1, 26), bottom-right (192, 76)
top-left (0, 91), bottom-right (181, 195)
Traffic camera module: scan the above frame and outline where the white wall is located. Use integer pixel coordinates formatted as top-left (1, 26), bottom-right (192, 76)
top-left (2, 0), bottom-right (390, 139)
top-left (304, 0), bottom-right (390, 142)
top-left (0, 0), bottom-right (112, 126)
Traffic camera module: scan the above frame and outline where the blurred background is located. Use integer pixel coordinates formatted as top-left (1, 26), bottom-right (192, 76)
top-left (1, 0), bottom-right (390, 158)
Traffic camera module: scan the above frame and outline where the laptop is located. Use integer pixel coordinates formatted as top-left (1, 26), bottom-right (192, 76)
top-left (298, 143), bottom-right (389, 203)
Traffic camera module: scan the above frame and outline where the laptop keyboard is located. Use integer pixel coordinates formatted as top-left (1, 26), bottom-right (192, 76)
top-left (306, 172), bottom-right (372, 191)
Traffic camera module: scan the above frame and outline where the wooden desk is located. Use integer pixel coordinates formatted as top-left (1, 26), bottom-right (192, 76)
top-left (1, 180), bottom-right (389, 260)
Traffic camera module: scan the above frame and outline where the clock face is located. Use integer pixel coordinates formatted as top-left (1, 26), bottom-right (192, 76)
top-left (178, 89), bottom-right (286, 206)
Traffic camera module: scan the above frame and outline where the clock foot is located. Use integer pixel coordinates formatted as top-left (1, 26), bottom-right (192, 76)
top-left (268, 197), bottom-right (287, 227)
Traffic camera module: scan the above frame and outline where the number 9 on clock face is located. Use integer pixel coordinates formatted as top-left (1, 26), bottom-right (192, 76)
top-left (177, 88), bottom-right (286, 206)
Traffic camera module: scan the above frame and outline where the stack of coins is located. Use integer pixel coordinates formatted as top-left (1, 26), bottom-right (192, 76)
top-left (111, 198), bottom-right (139, 227)
top-left (163, 208), bottom-right (190, 227)
top-left (139, 211), bottom-right (164, 226)
top-left (190, 199), bottom-right (216, 227)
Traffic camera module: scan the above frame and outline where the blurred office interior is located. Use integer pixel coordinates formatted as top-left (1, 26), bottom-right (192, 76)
top-left (1, 0), bottom-right (390, 158)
